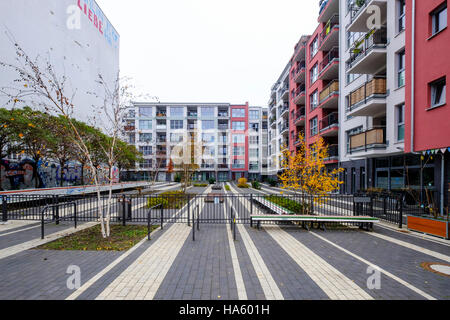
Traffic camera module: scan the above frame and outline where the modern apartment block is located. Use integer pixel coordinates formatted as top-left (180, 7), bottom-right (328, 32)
top-left (267, 63), bottom-right (291, 179)
top-left (122, 103), bottom-right (268, 182)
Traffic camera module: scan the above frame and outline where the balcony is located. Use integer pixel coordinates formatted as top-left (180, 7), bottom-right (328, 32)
top-left (249, 164), bottom-right (259, 171)
top-left (294, 107), bottom-right (306, 126)
top-left (293, 41), bottom-right (307, 62)
top-left (278, 123), bottom-right (289, 135)
top-left (318, 0), bottom-right (339, 23)
top-left (156, 112), bottom-right (167, 118)
top-left (201, 163), bottom-right (215, 169)
top-left (188, 123), bottom-right (198, 130)
top-left (347, 77), bottom-right (387, 117)
top-left (318, 47), bottom-right (339, 81)
top-left (319, 14), bottom-right (339, 52)
top-left (218, 164), bottom-right (229, 170)
top-left (292, 62), bottom-right (306, 84)
top-left (325, 144), bottom-right (339, 162)
top-left (278, 85), bottom-right (289, 101)
top-left (218, 112), bottom-right (229, 118)
top-left (319, 112), bottom-right (339, 137)
top-left (156, 125), bottom-right (167, 131)
top-left (319, 80), bottom-right (339, 109)
top-left (218, 124), bottom-right (229, 130)
top-left (156, 151), bottom-right (167, 157)
top-left (124, 125), bottom-right (136, 132)
top-left (292, 85), bottom-right (306, 105)
top-left (347, 28), bottom-right (387, 74)
top-left (347, 0), bottom-right (387, 33)
top-left (187, 112), bottom-right (198, 118)
top-left (349, 127), bottom-right (387, 154)
top-left (279, 104), bottom-right (289, 118)
top-left (232, 164), bottom-right (245, 169)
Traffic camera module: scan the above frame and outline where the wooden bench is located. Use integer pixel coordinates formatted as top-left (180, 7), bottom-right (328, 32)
top-left (250, 214), bottom-right (380, 232)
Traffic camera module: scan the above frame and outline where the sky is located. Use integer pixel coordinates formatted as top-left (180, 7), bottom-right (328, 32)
top-left (95, 0), bottom-right (319, 107)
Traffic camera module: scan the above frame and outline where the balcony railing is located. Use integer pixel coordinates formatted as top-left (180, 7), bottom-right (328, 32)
top-left (292, 85), bottom-right (306, 103)
top-left (319, 80), bottom-right (339, 103)
top-left (347, 77), bottom-right (387, 112)
top-left (232, 164), bottom-right (245, 169)
top-left (124, 126), bottom-right (136, 132)
top-left (278, 124), bottom-right (289, 135)
top-left (347, 28), bottom-right (387, 70)
top-left (349, 127), bottom-right (387, 153)
top-left (320, 112), bottom-right (339, 131)
top-left (295, 107), bottom-right (306, 122)
top-left (201, 164), bottom-right (215, 169)
top-left (319, 47), bottom-right (339, 74)
top-left (279, 104), bottom-right (289, 117)
top-left (218, 112), bottom-right (229, 117)
top-left (325, 144), bottom-right (339, 160)
top-left (218, 124), bottom-right (229, 130)
top-left (218, 164), bottom-right (229, 169)
top-left (319, 14), bottom-right (339, 48)
top-left (187, 112), bottom-right (198, 117)
top-left (188, 124), bottom-right (197, 130)
top-left (156, 112), bottom-right (167, 117)
top-left (249, 165), bottom-right (259, 171)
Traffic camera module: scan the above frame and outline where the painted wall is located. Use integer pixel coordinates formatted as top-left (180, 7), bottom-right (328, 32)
top-left (0, 0), bottom-right (120, 124)
top-left (405, 0), bottom-right (450, 152)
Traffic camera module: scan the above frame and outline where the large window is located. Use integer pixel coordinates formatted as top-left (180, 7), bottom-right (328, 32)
top-left (139, 133), bottom-right (152, 143)
top-left (249, 136), bottom-right (259, 144)
top-left (232, 134), bottom-right (245, 143)
top-left (202, 120), bottom-right (215, 130)
top-left (170, 133), bottom-right (184, 143)
top-left (430, 77), bottom-right (446, 108)
top-left (232, 108), bottom-right (246, 118)
top-left (310, 90), bottom-right (319, 111)
top-left (139, 120), bottom-right (152, 130)
top-left (249, 110), bottom-right (259, 120)
top-left (233, 159), bottom-right (245, 169)
top-left (310, 64), bottom-right (318, 85)
top-left (139, 107), bottom-right (152, 117)
top-left (397, 104), bottom-right (405, 142)
top-left (202, 133), bottom-right (215, 143)
top-left (310, 36), bottom-right (318, 59)
top-left (170, 107), bottom-right (184, 117)
top-left (139, 146), bottom-right (152, 156)
top-left (233, 146), bottom-right (245, 156)
top-left (201, 107), bottom-right (215, 117)
top-left (398, 0), bottom-right (406, 32)
top-left (431, 3), bottom-right (447, 36)
top-left (249, 149), bottom-right (259, 158)
top-left (250, 123), bottom-right (259, 132)
top-left (232, 121), bottom-right (245, 131)
top-left (309, 117), bottom-right (318, 137)
top-left (170, 120), bottom-right (184, 129)
top-left (397, 50), bottom-right (406, 87)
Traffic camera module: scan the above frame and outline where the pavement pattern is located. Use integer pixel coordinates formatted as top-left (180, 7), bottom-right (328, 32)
top-left (0, 183), bottom-right (449, 300)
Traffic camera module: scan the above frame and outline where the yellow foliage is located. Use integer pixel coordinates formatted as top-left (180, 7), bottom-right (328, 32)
top-left (237, 178), bottom-right (249, 188)
top-left (278, 132), bottom-right (344, 202)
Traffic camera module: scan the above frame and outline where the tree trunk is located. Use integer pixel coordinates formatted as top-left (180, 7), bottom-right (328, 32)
top-left (80, 162), bottom-right (85, 186)
top-left (59, 160), bottom-right (65, 187)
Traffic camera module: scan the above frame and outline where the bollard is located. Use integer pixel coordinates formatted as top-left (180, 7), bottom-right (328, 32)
top-left (2, 195), bottom-right (7, 222)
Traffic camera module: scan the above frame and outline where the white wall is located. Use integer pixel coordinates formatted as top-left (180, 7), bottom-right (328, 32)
top-left (0, 0), bottom-right (120, 124)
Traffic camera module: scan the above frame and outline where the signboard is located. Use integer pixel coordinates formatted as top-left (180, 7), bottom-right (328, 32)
top-left (354, 197), bottom-right (372, 204)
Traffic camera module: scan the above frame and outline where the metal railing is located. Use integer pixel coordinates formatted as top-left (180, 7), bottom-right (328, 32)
top-left (319, 14), bottom-right (339, 47)
top-left (41, 201), bottom-right (77, 239)
top-left (347, 76), bottom-right (387, 112)
top-left (348, 28), bottom-right (387, 70)
top-left (319, 112), bottom-right (339, 131)
top-left (319, 47), bottom-right (339, 74)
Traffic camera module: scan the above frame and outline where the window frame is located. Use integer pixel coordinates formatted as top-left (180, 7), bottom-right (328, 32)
top-left (431, 3), bottom-right (447, 36)
top-left (430, 77), bottom-right (447, 108)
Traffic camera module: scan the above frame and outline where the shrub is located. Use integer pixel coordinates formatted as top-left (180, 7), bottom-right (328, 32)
top-left (174, 173), bottom-right (182, 183)
top-left (209, 177), bottom-right (216, 185)
top-left (194, 183), bottom-right (208, 187)
top-left (147, 190), bottom-right (187, 209)
top-left (237, 178), bottom-right (249, 188)
top-left (265, 195), bottom-right (310, 215)
top-left (251, 180), bottom-right (261, 190)
top-left (267, 178), bottom-right (278, 187)
top-left (225, 185), bottom-right (231, 191)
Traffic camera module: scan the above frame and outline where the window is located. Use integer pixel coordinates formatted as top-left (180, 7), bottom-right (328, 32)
top-left (232, 108), bottom-right (246, 117)
top-left (139, 120), bottom-right (152, 130)
top-left (249, 110), bottom-right (259, 120)
top-left (202, 120), bottom-right (215, 130)
top-left (310, 90), bottom-right (319, 111)
top-left (170, 120), bottom-right (184, 129)
top-left (232, 134), bottom-right (245, 143)
top-left (201, 107), bottom-right (215, 117)
top-left (249, 136), bottom-right (259, 144)
top-left (310, 64), bottom-right (318, 85)
top-left (310, 117), bottom-right (318, 137)
top-left (249, 149), bottom-right (259, 158)
top-left (398, 0), bottom-right (406, 32)
top-left (202, 133), bottom-right (215, 143)
top-left (139, 107), bottom-right (152, 117)
top-left (233, 146), bottom-right (245, 156)
top-left (232, 121), bottom-right (245, 131)
top-left (430, 77), bottom-right (446, 107)
top-left (431, 4), bottom-right (447, 35)
top-left (397, 104), bottom-right (405, 142)
top-left (310, 36), bottom-right (318, 59)
top-left (139, 133), bottom-right (152, 143)
top-left (170, 107), bottom-right (184, 117)
top-left (250, 123), bottom-right (259, 132)
top-left (140, 159), bottom-right (152, 169)
top-left (139, 146), bottom-right (152, 156)
top-left (233, 159), bottom-right (245, 169)
top-left (170, 133), bottom-right (184, 143)
top-left (397, 50), bottom-right (406, 87)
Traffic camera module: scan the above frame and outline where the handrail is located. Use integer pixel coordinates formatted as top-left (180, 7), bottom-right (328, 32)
top-left (41, 201), bottom-right (77, 239)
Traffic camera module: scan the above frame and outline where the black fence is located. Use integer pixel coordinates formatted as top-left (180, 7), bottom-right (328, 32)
top-left (1, 192), bottom-right (411, 230)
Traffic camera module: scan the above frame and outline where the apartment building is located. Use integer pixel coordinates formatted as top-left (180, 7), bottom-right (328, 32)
top-left (267, 63), bottom-right (291, 179)
top-left (122, 102), bottom-right (268, 182)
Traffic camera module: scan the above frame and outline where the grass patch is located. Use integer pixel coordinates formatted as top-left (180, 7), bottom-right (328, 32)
top-left (36, 224), bottom-right (158, 252)
top-left (193, 183), bottom-right (208, 187)
top-left (265, 195), bottom-right (311, 215)
top-left (225, 185), bottom-right (231, 191)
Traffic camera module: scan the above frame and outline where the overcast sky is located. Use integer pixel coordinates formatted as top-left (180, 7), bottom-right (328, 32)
top-left (96, 0), bottom-right (318, 106)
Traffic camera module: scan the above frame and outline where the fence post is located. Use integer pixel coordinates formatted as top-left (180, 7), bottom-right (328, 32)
top-left (2, 195), bottom-right (7, 222)
top-left (147, 208), bottom-right (151, 241)
top-left (197, 205), bottom-right (200, 231)
top-left (54, 195), bottom-right (60, 225)
top-left (74, 203), bottom-right (77, 229)
top-left (160, 204), bottom-right (164, 230)
top-left (233, 210), bottom-right (236, 241)
top-left (188, 195), bottom-right (191, 227)
top-left (370, 197), bottom-right (374, 217)
top-left (122, 196), bottom-right (126, 227)
top-left (41, 208), bottom-right (45, 239)
top-left (250, 194), bottom-right (253, 218)
top-left (399, 196), bottom-right (403, 229)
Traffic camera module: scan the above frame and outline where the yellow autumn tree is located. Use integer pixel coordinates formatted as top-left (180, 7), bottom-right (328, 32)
top-left (278, 132), bottom-right (343, 201)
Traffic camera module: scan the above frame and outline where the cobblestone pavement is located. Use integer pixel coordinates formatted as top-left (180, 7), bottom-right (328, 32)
top-left (0, 184), bottom-right (448, 300)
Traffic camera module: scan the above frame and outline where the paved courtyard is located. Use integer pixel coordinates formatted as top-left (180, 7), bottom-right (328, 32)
top-left (0, 183), bottom-right (449, 300)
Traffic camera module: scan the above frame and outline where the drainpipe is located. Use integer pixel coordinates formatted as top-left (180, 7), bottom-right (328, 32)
top-left (410, 0), bottom-right (416, 154)
top-left (441, 153), bottom-right (445, 215)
